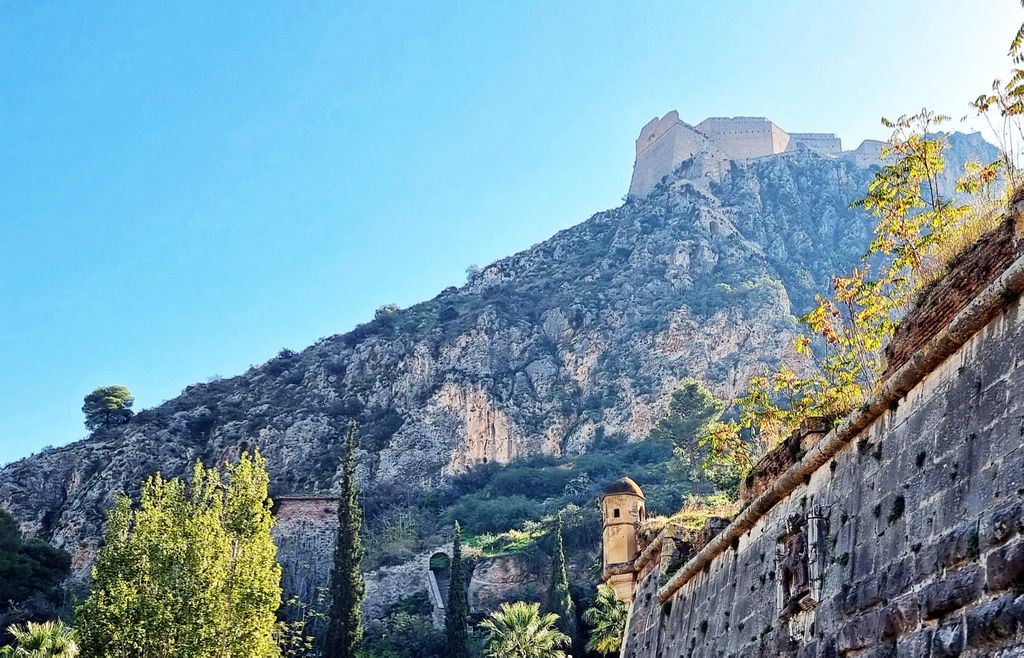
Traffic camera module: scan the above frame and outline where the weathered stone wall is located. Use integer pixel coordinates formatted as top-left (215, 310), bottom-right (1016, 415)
top-left (885, 217), bottom-right (1018, 377)
top-left (272, 498), bottom-right (563, 629)
top-left (697, 117), bottom-right (784, 161)
top-left (468, 555), bottom-right (546, 614)
top-left (621, 287), bottom-right (1024, 656)
top-left (843, 139), bottom-right (886, 167)
top-left (628, 112), bottom-right (709, 198)
top-left (273, 496), bottom-right (338, 613)
top-left (789, 132), bottom-right (843, 154)
top-left (628, 113), bottom-right (844, 198)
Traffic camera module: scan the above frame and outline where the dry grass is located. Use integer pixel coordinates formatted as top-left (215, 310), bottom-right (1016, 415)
top-left (667, 494), bottom-right (741, 531)
top-left (920, 198), bottom-right (1007, 288)
top-left (640, 494), bottom-right (741, 551)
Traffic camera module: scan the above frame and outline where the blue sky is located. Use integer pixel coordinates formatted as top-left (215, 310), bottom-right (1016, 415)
top-left (0, 1), bottom-right (1019, 465)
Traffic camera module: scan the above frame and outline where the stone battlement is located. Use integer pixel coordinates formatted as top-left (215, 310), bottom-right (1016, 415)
top-left (628, 112), bottom-right (872, 198)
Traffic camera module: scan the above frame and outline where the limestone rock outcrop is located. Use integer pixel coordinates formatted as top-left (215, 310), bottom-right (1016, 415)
top-left (0, 133), bottom-right (996, 593)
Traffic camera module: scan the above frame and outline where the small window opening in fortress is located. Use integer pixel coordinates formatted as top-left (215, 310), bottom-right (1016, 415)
top-left (614, 508), bottom-right (621, 518)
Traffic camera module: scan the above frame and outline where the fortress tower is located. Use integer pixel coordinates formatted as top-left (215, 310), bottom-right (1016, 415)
top-left (627, 112), bottom-right (844, 199)
top-left (601, 477), bottom-right (646, 603)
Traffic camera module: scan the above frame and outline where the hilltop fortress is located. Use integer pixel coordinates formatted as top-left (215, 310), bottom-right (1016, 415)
top-left (628, 111), bottom-right (884, 197)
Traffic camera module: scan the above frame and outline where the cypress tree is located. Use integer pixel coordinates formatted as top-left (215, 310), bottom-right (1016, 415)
top-left (325, 422), bottom-right (365, 658)
top-left (444, 521), bottom-right (470, 658)
top-left (544, 512), bottom-right (579, 653)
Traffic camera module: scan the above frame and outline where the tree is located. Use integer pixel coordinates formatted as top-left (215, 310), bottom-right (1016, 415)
top-left (374, 304), bottom-right (400, 322)
top-left (543, 514), bottom-right (579, 654)
top-left (479, 601), bottom-right (570, 658)
top-left (444, 522), bottom-right (470, 658)
top-left (702, 111), bottom-right (980, 472)
top-left (0, 621), bottom-right (78, 658)
top-left (325, 422), bottom-right (365, 658)
top-left (81, 386), bottom-right (134, 431)
top-left (75, 452), bottom-right (282, 658)
top-left (0, 511), bottom-right (71, 630)
top-left (582, 585), bottom-right (628, 656)
top-left (648, 379), bottom-right (726, 447)
top-left (648, 379), bottom-right (731, 485)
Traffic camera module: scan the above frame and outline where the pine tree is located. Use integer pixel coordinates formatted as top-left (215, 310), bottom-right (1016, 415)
top-left (75, 452), bottom-right (282, 658)
top-left (444, 521), bottom-right (470, 658)
top-left (544, 513), bottom-right (579, 653)
top-left (325, 422), bottom-right (365, 658)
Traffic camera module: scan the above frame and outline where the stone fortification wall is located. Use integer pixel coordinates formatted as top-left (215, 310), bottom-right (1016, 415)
top-left (628, 111), bottom-right (711, 199)
top-left (789, 132), bottom-right (843, 154)
top-left (844, 139), bottom-right (886, 167)
top-left (273, 496), bottom-right (439, 625)
top-left (619, 224), bottom-right (1024, 657)
top-left (696, 117), bottom-right (787, 160)
top-left (272, 497), bottom-right (557, 629)
top-left (628, 113), bottom-right (845, 198)
top-left (273, 496), bottom-right (339, 614)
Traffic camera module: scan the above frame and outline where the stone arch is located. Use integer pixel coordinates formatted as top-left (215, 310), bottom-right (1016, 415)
top-left (428, 551), bottom-right (452, 615)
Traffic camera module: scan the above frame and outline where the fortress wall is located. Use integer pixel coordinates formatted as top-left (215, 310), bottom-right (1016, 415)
top-left (273, 497), bottom-right (339, 613)
top-left (696, 117), bottom-right (782, 160)
top-left (628, 113), bottom-right (850, 198)
top-left (844, 139), bottom-right (887, 167)
top-left (272, 496), bottom-right (443, 624)
top-left (635, 111), bottom-right (683, 157)
top-left (772, 123), bottom-right (792, 154)
top-left (628, 121), bottom-right (704, 198)
top-left (789, 132), bottom-right (843, 154)
top-left (621, 253), bottom-right (1024, 656)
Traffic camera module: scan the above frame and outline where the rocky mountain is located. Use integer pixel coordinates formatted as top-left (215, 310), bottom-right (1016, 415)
top-left (0, 133), bottom-right (996, 578)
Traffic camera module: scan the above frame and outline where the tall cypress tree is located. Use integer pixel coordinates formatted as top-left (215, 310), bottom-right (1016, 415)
top-left (325, 422), bottom-right (365, 658)
top-left (444, 521), bottom-right (470, 658)
top-left (544, 512), bottom-right (580, 653)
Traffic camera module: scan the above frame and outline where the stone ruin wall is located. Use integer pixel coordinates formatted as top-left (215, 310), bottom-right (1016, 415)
top-left (273, 497), bottom-right (556, 629)
top-left (619, 226), bottom-right (1024, 657)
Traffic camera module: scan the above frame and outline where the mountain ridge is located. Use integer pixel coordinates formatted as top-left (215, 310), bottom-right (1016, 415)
top-left (0, 133), bottom-right (997, 580)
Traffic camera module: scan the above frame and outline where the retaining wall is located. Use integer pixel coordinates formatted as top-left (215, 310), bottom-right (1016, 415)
top-left (621, 229), bottom-right (1024, 657)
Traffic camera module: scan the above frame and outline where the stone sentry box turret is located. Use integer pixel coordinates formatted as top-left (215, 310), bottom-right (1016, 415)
top-left (601, 477), bottom-right (646, 603)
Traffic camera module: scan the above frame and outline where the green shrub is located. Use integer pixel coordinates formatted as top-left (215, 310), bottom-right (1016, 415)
top-left (487, 467), bottom-right (572, 499)
top-left (361, 610), bottom-right (444, 658)
top-left (445, 494), bottom-right (542, 535)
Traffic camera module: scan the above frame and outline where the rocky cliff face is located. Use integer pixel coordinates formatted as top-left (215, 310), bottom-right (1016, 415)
top-left (0, 135), bottom-right (995, 578)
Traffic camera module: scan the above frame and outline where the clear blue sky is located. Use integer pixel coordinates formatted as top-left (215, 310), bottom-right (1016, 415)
top-left (0, 1), bottom-right (1018, 465)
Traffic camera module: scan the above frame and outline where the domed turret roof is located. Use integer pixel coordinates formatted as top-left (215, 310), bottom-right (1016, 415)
top-left (604, 477), bottom-right (645, 499)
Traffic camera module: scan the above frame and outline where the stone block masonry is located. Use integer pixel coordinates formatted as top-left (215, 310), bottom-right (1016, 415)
top-left (628, 111), bottom-right (872, 198)
top-left (617, 226), bottom-right (1024, 656)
